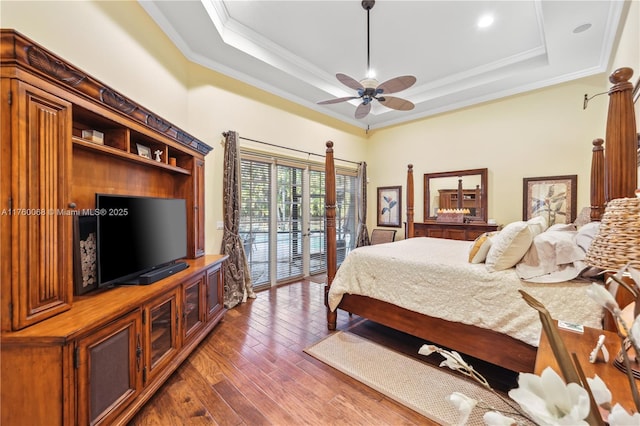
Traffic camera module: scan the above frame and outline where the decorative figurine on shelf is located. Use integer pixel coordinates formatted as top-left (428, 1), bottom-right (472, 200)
top-left (154, 150), bottom-right (162, 162)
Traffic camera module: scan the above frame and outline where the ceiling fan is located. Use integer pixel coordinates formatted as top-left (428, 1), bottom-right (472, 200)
top-left (318, 0), bottom-right (416, 119)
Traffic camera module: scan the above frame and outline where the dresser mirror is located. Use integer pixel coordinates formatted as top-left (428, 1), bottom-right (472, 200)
top-left (423, 168), bottom-right (488, 223)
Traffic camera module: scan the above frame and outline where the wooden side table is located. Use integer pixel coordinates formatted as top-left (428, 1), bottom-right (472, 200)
top-left (535, 325), bottom-right (638, 412)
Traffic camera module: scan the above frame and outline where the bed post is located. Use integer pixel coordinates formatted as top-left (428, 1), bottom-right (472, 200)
top-left (604, 67), bottom-right (637, 201)
top-left (590, 138), bottom-right (606, 221)
top-left (324, 141), bottom-right (338, 330)
top-left (406, 164), bottom-right (414, 238)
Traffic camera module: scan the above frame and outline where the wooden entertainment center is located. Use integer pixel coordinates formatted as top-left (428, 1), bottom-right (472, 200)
top-left (0, 29), bottom-right (227, 425)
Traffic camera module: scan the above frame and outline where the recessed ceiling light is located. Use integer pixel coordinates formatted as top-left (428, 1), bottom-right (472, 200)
top-left (573, 23), bottom-right (592, 34)
top-left (477, 14), bottom-right (494, 29)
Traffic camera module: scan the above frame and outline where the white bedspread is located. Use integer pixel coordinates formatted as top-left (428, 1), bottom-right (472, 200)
top-left (328, 237), bottom-right (603, 347)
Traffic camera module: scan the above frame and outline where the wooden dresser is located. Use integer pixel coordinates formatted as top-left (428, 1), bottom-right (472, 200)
top-left (412, 220), bottom-right (499, 241)
top-left (1, 29), bottom-right (225, 425)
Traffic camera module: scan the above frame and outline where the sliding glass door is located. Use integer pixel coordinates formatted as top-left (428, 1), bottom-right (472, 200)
top-left (240, 154), bottom-right (357, 289)
top-left (239, 159), bottom-right (271, 287)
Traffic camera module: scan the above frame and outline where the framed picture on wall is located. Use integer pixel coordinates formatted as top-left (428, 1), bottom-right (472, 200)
top-left (523, 175), bottom-right (577, 226)
top-left (377, 186), bottom-right (402, 227)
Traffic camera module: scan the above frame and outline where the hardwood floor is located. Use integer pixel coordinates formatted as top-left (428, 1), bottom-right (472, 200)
top-left (129, 279), bottom-right (438, 425)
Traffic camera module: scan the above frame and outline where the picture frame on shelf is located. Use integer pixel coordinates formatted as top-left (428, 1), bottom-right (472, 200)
top-left (136, 143), bottom-right (152, 159)
top-left (377, 185), bottom-right (402, 227)
top-left (74, 215), bottom-right (98, 295)
top-left (523, 175), bottom-right (577, 225)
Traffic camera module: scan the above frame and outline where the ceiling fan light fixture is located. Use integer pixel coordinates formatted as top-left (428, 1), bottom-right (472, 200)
top-left (360, 78), bottom-right (379, 89)
top-left (317, 0), bottom-right (416, 119)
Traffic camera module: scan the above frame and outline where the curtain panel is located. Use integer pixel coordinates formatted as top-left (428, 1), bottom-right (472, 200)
top-left (355, 162), bottom-right (370, 247)
top-left (221, 131), bottom-right (256, 308)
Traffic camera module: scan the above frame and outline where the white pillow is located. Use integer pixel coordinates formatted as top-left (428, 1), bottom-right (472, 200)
top-left (486, 221), bottom-right (534, 271)
top-left (527, 215), bottom-right (548, 236)
top-left (575, 221), bottom-right (600, 253)
top-left (468, 231), bottom-right (498, 264)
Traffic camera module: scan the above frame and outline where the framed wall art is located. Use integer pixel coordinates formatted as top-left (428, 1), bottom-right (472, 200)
top-left (523, 175), bottom-right (577, 226)
top-left (377, 185), bottom-right (402, 227)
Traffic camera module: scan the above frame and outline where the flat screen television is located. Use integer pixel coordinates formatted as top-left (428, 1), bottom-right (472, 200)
top-left (96, 194), bottom-right (188, 287)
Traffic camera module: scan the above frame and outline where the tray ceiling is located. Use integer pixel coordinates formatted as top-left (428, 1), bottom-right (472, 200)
top-left (139, 0), bottom-right (627, 130)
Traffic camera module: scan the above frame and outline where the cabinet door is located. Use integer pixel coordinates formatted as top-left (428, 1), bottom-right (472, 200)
top-left (76, 310), bottom-right (142, 426)
top-left (4, 81), bottom-right (73, 331)
top-left (193, 158), bottom-right (205, 258)
top-left (144, 290), bottom-right (179, 385)
top-left (206, 264), bottom-right (225, 322)
top-left (182, 274), bottom-right (205, 345)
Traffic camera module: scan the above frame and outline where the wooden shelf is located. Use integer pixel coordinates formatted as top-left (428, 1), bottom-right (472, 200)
top-left (72, 137), bottom-right (191, 175)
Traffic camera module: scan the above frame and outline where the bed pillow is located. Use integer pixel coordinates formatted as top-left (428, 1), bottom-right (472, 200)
top-left (485, 221), bottom-right (535, 271)
top-left (527, 215), bottom-right (548, 236)
top-left (468, 231), bottom-right (498, 264)
top-left (516, 225), bottom-right (585, 282)
top-left (575, 221), bottom-right (600, 253)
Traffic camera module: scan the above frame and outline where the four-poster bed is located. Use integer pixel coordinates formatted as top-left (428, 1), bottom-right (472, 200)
top-left (323, 67), bottom-right (638, 373)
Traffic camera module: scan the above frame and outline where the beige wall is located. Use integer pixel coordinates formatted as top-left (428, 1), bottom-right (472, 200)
top-left (0, 0), bottom-right (369, 256)
top-left (0, 1), bottom-right (192, 128)
top-left (2, 0), bottom-right (637, 254)
top-left (185, 65), bottom-right (368, 253)
top-left (366, 75), bottom-right (609, 230)
top-left (367, 0), bottom-right (639, 234)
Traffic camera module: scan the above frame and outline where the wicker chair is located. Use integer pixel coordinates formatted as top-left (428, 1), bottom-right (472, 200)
top-left (369, 229), bottom-right (397, 245)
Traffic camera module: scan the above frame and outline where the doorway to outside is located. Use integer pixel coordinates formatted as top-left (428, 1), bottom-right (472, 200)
top-left (239, 155), bottom-right (357, 290)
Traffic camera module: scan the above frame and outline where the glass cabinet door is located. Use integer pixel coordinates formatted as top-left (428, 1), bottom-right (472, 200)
top-left (206, 264), bottom-right (224, 322)
top-left (182, 275), bottom-right (204, 344)
top-left (145, 290), bottom-right (178, 383)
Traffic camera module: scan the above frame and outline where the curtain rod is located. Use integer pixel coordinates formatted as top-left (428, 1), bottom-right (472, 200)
top-left (223, 133), bottom-right (361, 166)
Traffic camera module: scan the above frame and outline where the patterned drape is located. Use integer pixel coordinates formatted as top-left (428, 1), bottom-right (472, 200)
top-left (355, 161), bottom-right (370, 247)
top-left (221, 131), bottom-right (256, 309)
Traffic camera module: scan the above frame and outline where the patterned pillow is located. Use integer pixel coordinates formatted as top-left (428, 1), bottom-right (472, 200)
top-left (468, 231), bottom-right (498, 264)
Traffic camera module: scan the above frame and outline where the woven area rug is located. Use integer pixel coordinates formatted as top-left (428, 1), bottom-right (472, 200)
top-left (305, 331), bottom-right (525, 425)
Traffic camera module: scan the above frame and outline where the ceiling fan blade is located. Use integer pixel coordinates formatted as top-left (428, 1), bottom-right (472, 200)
top-left (378, 96), bottom-right (415, 111)
top-left (336, 73), bottom-right (364, 91)
top-left (377, 75), bottom-right (416, 94)
top-left (317, 96), bottom-right (360, 105)
top-left (354, 102), bottom-right (371, 119)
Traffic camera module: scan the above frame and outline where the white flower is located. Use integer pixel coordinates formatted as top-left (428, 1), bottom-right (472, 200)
top-left (418, 344), bottom-right (437, 356)
top-left (608, 403), bottom-right (640, 425)
top-left (628, 266), bottom-right (640, 289)
top-left (448, 392), bottom-right (477, 425)
top-left (631, 317), bottom-right (640, 349)
top-left (483, 410), bottom-right (516, 425)
top-left (586, 374), bottom-right (612, 406)
top-left (508, 367), bottom-right (590, 425)
top-left (586, 282), bottom-right (620, 313)
top-left (439, 350), bottom-right (470, 372)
